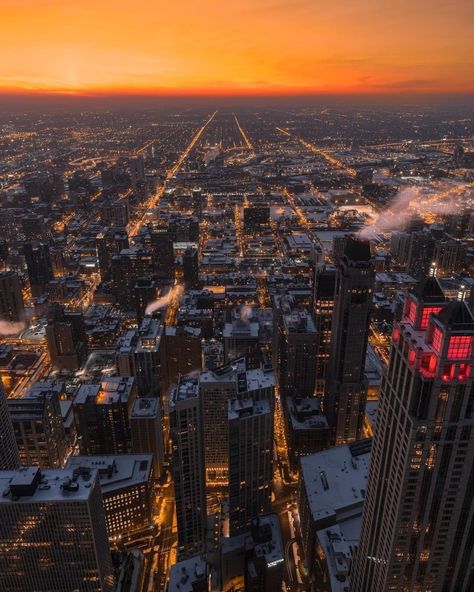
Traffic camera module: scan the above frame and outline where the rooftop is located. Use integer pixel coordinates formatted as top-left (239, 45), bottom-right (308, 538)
top-left (65, 454), bottom-right (153, 492)
top-left (168, 555), bottom-right (207, 592)
top-left (0, 466), bottom-right (99, 503)
top-left (300, 441), bottom-right (371, 526)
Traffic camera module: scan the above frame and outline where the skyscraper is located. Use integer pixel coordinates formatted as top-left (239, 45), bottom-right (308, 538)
top-left (8, 381), bottom-right (67, 468)
top-left (0, 466), bottom-right (115, 592)
top-left (325, 237), bottom-right (374, 445)
top-left (351, 280), bottom-right (474, 592)
top-left (228, 397), bottom-right (273, 535)
top-left (73, 376), bottom-right (136, 455)
top-left (130, 397), bottom-right (165, 479)
top-left (23, 241), bottom-right (53, 297)
top-left (169, 376), bottom-right (207, 558)
top-left (313, 264), bottom-right (336, 396)
top-left (274, 307), bottom-right (317, 400)
top-left (199, 359), bottom-right (275, 487)
top-left (0, 382), bottom-right (20, 470)
top-left (0, 271), bottom-right (25, 322)
top-left (116, 317), bottom-right (165, 398)
top-left (46, 304), bottom-right (87, 371)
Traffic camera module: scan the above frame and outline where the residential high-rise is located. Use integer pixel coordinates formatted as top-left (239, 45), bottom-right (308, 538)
top-left (134, 276), bottom-right (159, 324)
top-left (325, 237), bottom-right (374, 445)
top-left (0, 271), bottom-right (25, 322)
top-left (46, 304), bottom-right (87, 371)
top-left (183, 246), bottom-right (199, 289)
top-left (223, 315), bottom-right (261, 370)
top-left (130, 397), bottom-right (165, 479)
top-left (199, 359), bottom-right (275, 487)
top-left (66, 454), bottom-right (155, 538)
top-left (313, 264), bottom-right (336, 396)
top-left (228, 397), bottom-right (273, 535)
top-left (23, 241), bottom-right (53, 297)
top-left (274, 307), bottom-right (317, 400)
top-left (8, 381), bottom-right (67, 468)
top-left (0, 383), bottom-right (19, 470)
top-left (111, 247), bottom-right (154, 310)
top-left (116, 317), bottom-right (165, 398)
top-left (0, 466), bottom-right (115, 592)
top-left (73, 376), bottom-right (136, 455)
top-left (96, 227), bottom-right (129, 280)
top-left (169, 376), bottom-right (207, 559)
top-left (351, 281), bottom-right (474, 592)
top-left (165, 325), bottom-right (202, 387)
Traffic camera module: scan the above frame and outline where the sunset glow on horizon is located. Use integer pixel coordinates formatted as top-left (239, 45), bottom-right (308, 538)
top-left (1, 0), bottom-right (473, 96)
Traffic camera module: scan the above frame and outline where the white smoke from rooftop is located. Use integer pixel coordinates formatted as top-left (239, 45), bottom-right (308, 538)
top-left (359, 182), bottom-right (473, 239)
top-left (240, 305), bottom-right (253, 323)
top-left (0, 320), bottom-right (26, 336)
top-left (145, 284), bottom-right (184, 316)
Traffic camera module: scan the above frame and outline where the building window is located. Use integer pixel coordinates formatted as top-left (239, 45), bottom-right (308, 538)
top-left (432, 328), bottom-right (443, 353)
top-left (420, 307), bottom-right (442, 329)
top-left (447, 336), bottom-right (472, 360)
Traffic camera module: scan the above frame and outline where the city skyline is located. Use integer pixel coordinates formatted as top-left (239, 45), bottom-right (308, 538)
top-left (1, 0), bottom-right (473, 96)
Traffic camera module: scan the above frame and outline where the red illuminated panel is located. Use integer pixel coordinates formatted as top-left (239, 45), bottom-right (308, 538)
top-left (406, 299), bottom-right (417, 323)
top-left (432, 328), bottom-right (443, 353)
top-left (420, 306), bottom-right (443, 329)
top-left (393, 327), bottom-right (400, 343)
top-left (458, 364), bottom-right (471, 380)
top-left (448, 336), bottom-right (472, 359)
top-left (442, 363), bottom-right (456, 381)
top-left (409, 349), bottom-right (416, 366)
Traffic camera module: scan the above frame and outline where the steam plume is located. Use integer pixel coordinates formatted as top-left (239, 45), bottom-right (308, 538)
top-left (360, 182), bottom-right (473, 238)
top-left (145, 284), bottom-right (184, 316)
top-left (0, 320), bottom-right (26, 336)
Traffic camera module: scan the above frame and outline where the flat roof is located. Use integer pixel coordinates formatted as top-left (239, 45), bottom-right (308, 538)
top-left (65, 454), bottom-right (152, 493)
top-left (300, 444), bottom-right (370, 526)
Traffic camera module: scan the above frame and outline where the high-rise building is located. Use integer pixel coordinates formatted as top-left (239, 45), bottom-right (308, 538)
top-left (96, 227), bottom-right (129, 280)
top-left (116, 317), bottom-right (165, 398)
top-left (134, 276), bottom-right (159, 324)
top-left (165, 325), bottom-right (202, 387)
top-left (46, 304), bottom-right (87, 371)
top-left (407, 230), bottom-right (435, 279)
top-left (228, 397), bottom-right (273, 535)
top-left (111, 247), bottom-right (154, 310)
top-left (351, 281), bottom-right (474, 592)
top-left (66, 454), bottom-right (155, 538)
top-left (313, 265), bottom-right (336, 396)
top-left (130, 397), bottom-right (165, 479)
top-left (0, 466), bottom-right (115, 592)
top-left (223, 315), bottom-right (261, 370)
top-left (146, 226), bottom-right (175, 279)
top-left (23, 241), bottom-right (53, 297)
top-left (73, 376), bottom-right (136, 455)
top-left (129, 156), bottom-right (146, 188)
top-left (274, 307), bottom-right (317, 400)
top-left (325, 237), bottom-right (374, 445)
top-left (182, 246), bottom-right (199, 288)
top-left (0, 383), bottom-right (19, 470)
top-left (169, 376), bottom-right (207, 558)
top-left (8, 381), bottom-right (67, 468)
top-left (199, 359), bottom-right (275, 487)
top-left (0, 271), bottom-right (25, 322)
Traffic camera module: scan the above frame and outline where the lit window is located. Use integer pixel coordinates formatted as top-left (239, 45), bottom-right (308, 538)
top-left (432, 328), bottom-right (443, 353)
top-left (420, 307), bottom-right (442, 329)
top-left (448, 336), bottom-right (472, 359)
top-left (406, 299), bottom-right (416, 323)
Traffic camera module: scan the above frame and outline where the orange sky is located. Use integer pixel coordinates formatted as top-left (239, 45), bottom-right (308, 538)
top-left (1, 0), bottom-right (473, 95)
